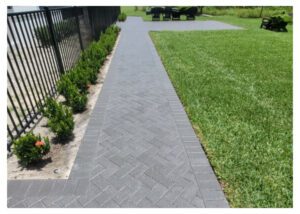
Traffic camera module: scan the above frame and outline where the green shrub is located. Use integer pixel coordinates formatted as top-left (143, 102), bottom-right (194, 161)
top-left (67, 67), bottom-right (89, 93)
top-left (57, 74), bottom-right (73, 99)
top-left (76, 60), bottom-right (98, 84)
top-left (203, 7), bottom-right (232, 16)
top-left (272, 11), bottom-right (293, 24)
top-left (105, 25), bottom-right (121, 35)
top-left (99, 33), bottom-right (115, 53)
top-left (42, 98), bottom-right (74, 140)
top-left (57, 76), bottom-right (88, 112)
top-left (77, 25), bottom-right (120, 85)
top-left (34, 19), bottom-right (77, 47)
top-left (203, 6), bottom-right (292, 19)
top-left (78, 40), bottom-right (109, 83)
top-left (237, 8), bottom-right (261, 18)
top-left (68, 89), bottom-right (88, 113)
top-left (82, 42), bottom-right (107, 68)
top-left (98, 26), bottom-right (119, 53)
top-left (13, 132), bottom-right (50, 166)
top-left (118, 12), bottom-right (127, 21)
top-left (281, 14), bottom-right (292, 24)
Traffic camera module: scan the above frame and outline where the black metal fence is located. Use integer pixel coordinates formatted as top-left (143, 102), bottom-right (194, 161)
top-left (7, 6), bottom-right (120, 150)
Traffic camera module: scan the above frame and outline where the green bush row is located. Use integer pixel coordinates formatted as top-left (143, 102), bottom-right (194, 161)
top-left (118, 12), bottom-right (127, 22)
top-left (12, 25), bottom-right (120, 167)
top-left (57, 25), bottom-right (120, 113)
top-left (34, 19), bottom-right (77, 47)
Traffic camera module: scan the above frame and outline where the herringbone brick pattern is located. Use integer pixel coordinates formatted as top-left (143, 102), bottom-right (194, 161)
top-left (7, 17), bottom-right (235, 208)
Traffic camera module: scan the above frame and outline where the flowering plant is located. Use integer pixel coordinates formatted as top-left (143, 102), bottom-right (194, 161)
top-left (13, 133), bottom-right (50, 166)
top-left (35, 141), bottom-right (45, 148)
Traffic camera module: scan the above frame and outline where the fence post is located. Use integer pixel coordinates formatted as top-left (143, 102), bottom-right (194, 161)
top-left (44, 7), bottom-right (64, 74)
top-left (74, 7), bottom-right (84, 51)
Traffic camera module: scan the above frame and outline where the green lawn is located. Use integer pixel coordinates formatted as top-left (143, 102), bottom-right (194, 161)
top-left (150, 17), bottom-right (293, 207)
top-left (121, 6), bottom-right (151, 21)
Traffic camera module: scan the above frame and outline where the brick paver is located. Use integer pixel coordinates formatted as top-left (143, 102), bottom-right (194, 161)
top-left (7, 17), bottom-right (239, 208)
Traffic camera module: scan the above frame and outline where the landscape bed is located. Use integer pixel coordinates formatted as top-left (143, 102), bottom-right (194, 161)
top-left (150, 16), bottom-right (293, 207)
top-left (7, 25), bottom-right (120, 179)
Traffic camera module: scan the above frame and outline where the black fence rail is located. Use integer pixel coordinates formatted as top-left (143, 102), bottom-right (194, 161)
top-left (7, 6), bottom-right (120, 150)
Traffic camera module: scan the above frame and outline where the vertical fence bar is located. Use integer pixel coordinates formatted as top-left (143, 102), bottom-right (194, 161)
top-left (7, 90), bottom-right (24, 130)
top-left (7, 107), bottom-right (19, 137)
top-left (22, 13), bottom-right (48, 101)
top-left (35, 11), bottom-right (60, 80)
top-left (68, 14), bottom-right (81, 67)
top-left (52, 10), bottom-right (68, 71)
top-left (60, 10), bottom-right (74, 70)
top-left (24, 12), bottom-right (52, 99)
top-left (16, 15), bottom-right (45, 105)
top-left (44, 7), bottom-right (64, 74)
top-left (75, 7), bottom-right (84, 51)
top-left (7, 20), bottom-right (37, 116)
top-left (7, 126), bottom-right (13, 152)
top-left (7, 54), bottom-right (32, 123)
top-left (7, 6), bottom-right (121, 150)
top-left (11, 15), bottom-right (40, 112)
top-left (66, 11), bottom-right (80, 69)
top-left (7, 72), bottom-right (29, 125)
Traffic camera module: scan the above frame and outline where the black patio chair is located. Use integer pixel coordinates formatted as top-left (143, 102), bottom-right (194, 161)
top-left (151, 7), bottom-right (161, 21)
top-left (185, 7), bottom-right (198, 20)
top-left (171, 8), bottom-right (180, 20)
top-left (163, 7), bottom-right (172, 21)
top-left (260, 16), bottom-right (288, 32)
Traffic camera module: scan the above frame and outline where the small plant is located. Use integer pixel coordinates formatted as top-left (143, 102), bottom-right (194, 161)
top-left (42, 98), bottom-right (74, 140)
top-left (99, 34), bottom-right (114, 53)
top-left (57, 77), bottom-right (88, 113)
top-left (107, 25), bottom-right (121, 35)
top-left (96, 25), bottom-right (120, 54)
top-left (118, 12), bottom-right (127, 22)
top-left (68, 88), bottom-right (88, 113)
top-left (78, 42), bottom-right (108, 83)
top-left (77, 61), bottom-right (99, 84)
top-left (13, 132), bottom-right (50, 166)
top-left (80, 65), bottom-right (98, 84)
top-left (67, 67), bottom-right (89, 93)
top-left (57, 74), bottom-right (73, 99)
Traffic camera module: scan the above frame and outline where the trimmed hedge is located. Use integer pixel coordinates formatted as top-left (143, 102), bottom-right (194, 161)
top-left (57, 25), bottom-right (120, 113)
top-left (118, 12), bottom-right (127, 21)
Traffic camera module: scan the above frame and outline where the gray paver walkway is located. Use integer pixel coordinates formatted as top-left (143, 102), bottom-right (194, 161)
top-left (7, 17), bottom-right (239, 208)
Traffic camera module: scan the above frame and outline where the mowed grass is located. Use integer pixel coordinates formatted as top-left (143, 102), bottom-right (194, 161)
top-left (121, 6), bottom-right (151, 21)
top-left (150, 17), bottom-right (293, 207)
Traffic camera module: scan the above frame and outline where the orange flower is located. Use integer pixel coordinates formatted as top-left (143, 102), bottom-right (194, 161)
top-left (35, 141), bottom-right (45, 148)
